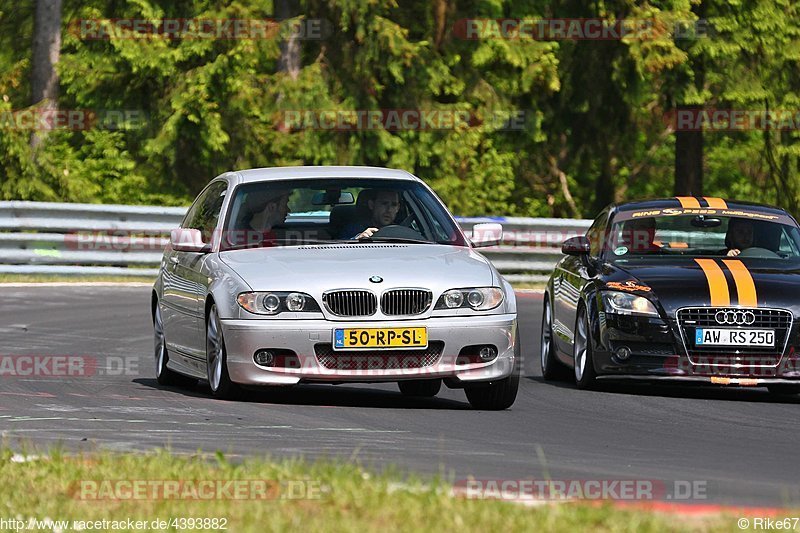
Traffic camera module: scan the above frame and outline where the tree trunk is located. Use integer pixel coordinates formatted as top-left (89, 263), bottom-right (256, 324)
top-left (433, 0), bottom-right (448, 50)
top-left (673, 1), bottom-right (705, 196)
top-left (674, 110), bottom-right (703, 195)
top-left (30, 0), bottom-right (62, 151)
top-left (594, 144), bottom-right (614, 212)
top-left (275, 0), bottom-right (301, 79)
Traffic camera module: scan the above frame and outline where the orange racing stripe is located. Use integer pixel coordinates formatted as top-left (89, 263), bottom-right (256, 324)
top-left (703, 197), bottom-right (728, 208)
top-left (694, 259), bottom-right (730, 306)
top-left (676, 196), bottom-right (701, 208)
top-left (722, 259), bottom-right (758, 307)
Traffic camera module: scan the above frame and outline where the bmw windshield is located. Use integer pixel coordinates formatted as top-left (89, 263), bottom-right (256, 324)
top-left (221, 178), bottom-right (466, 250)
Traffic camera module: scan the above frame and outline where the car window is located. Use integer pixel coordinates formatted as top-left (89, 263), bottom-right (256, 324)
top-left (606, 214), bottom-right (800, 260)
top-left (222, 178), bottom-right (467, 249)
top-left (779, 227), bottom-right (800, 256)
top-left (183, 181), bottom-right (228, 241)
top-left (586, 210), bottom-right (609, 258)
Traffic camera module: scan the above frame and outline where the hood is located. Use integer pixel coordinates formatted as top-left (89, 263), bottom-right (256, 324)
top-left (603, 257), bottom-right (800, 316)
top-left (219, 243), bottom-right (495, 292)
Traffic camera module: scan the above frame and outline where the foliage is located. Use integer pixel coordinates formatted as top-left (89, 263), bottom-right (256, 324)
top-left (0, 1), bottom-right (798, 217)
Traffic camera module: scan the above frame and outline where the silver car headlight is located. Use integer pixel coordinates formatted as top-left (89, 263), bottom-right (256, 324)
top-left (237, 292), bottom-right (321, 315)
top-left (601, 291), bottom-right (658, 316)
top-left (434, 287), bottom-right (504, 311)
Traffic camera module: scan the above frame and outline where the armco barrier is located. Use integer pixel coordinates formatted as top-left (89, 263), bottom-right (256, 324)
top-left (0, 202), bottom-right (591, 283)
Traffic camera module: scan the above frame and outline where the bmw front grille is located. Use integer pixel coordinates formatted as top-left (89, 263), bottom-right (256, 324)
top-left (380, 289), bottom-right (432, 316)
top-left (322, 288), bottom-right (433, 317)
top-left (323, 290), bottom-right (378, 317)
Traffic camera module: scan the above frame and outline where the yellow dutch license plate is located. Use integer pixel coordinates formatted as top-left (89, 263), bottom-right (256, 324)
top-left (333, 327), bottom-right (428, 350)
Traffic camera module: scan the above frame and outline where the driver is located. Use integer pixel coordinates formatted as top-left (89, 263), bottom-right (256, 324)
top-left (238, 189), bottom-right (291, 247)
top-left (726, 218), bottom-right (754, 257)
top-left (619, 217), bottom-right (660, 252)
top-left (346, 189), bottom-right (401, 240)
top-left (247, 190), bottom-right (290, 231)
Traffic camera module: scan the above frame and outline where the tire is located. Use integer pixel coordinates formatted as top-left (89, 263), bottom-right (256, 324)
top-left (465, 330), bottom-right (521, 410)
top-left (206, 304), bottom-right (242, 400)
top-left (573, 305), bottom-right (598, 390)
top-left (767, 384), bottom-right (800, 396)
top-left (398, 379), bottom-right (442, 397)
top-left (154, 302), bottom-right (196, 387)
top-left (541, 297), bottom-right (570, 381)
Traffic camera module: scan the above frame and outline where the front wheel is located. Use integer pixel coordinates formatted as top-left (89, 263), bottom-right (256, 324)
top-left (206, 304), bottom-right (242, 400)
top-left (465, 331), bottom-right (520, 410)
top-left (573, 306), bottom-right (597, 390)
top-left (541, 297), bottom-right (570, 381)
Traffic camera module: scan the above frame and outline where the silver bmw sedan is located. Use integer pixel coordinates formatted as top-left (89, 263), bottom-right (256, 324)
top-left (152, 166), bottom-right (519, 409)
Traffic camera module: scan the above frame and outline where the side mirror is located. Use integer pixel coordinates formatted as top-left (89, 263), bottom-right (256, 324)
top-left (170, 228), bottom-right (209, 253)
top-left (471, 223), bottom-right (503, 248)
top-left (562, 235), bottom-right (591, 256)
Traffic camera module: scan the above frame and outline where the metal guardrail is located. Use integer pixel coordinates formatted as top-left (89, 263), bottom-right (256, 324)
top-left (0, 202), bottom-right (591, 282)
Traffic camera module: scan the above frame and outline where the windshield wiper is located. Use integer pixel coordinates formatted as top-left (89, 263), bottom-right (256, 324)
top-left (357, 236), bottom-right (433, 244)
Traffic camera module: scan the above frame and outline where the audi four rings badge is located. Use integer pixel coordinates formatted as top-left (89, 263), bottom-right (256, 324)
top-left (714, 309), bottom-right (756, 325)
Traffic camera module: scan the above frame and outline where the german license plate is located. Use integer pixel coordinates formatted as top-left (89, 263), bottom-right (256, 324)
top-left (333, 327), bottom-right (428, 350)
top-left (695, 328), bottom-right (774, 347)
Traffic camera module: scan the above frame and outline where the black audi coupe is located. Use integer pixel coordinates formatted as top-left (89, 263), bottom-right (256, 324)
top-left (542, 197), bottom-right (800, 395)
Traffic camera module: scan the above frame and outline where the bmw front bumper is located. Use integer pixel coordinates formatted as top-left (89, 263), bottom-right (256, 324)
top-left (220, 314), bottom-right (517, 386)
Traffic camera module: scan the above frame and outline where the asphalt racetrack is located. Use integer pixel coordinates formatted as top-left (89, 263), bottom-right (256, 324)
top-left (1, 285), bottom-right (798, 507)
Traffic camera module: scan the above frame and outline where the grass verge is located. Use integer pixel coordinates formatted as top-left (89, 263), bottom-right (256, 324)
top-left (0, 448), bottom-right (746, 532)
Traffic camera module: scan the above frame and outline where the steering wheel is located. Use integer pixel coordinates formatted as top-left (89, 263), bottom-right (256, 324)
top-left (398, 213), bottom-right (415, 227)
top-left (737, 247), bottom-right (780, 258)
top-left (372, 224), bottom-right (426, 240)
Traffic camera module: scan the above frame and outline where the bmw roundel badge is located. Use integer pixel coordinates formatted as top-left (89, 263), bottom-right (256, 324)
top-left (369, 276), bottom-right (383, 283)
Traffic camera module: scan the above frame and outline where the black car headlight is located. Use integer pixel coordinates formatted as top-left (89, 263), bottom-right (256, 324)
top-left (237, 292), bottom-right (321, 315)
top-left (601, 291), bottom-right (658, 317)
top-left (435, 287), bottom-right (504, 311)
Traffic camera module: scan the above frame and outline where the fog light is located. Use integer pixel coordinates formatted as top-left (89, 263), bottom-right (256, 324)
top-left (254, 350), bottom-right (275, 366)
top-left (615, 346), bottom-right (632, 361)
top-left (479, 346), bottom-right (497, 361)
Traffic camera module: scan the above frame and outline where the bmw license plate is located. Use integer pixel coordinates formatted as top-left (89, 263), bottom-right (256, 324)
top-left (695, 328), bottom-right (774, 347)
top-left (333, 327), bottom-right (428, 350)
